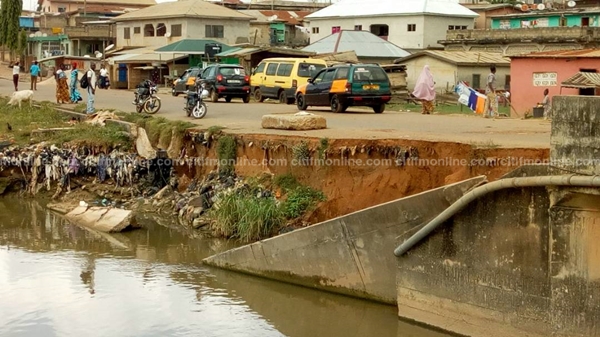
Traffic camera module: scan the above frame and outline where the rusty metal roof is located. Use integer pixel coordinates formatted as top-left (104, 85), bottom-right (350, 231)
top-left (511, 48), bottom-right (600, 59)
top-left (561, 72), bottom-right (600, 89)
top-left (397, 50), bottom-right (510, 66)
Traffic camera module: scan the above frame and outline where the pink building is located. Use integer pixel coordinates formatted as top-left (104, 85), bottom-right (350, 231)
top-left (509, 49), bottom-right (600, 115)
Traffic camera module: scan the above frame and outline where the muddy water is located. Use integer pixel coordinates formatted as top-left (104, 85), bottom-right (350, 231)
top-left (0, 198), bottom-right (451, 337)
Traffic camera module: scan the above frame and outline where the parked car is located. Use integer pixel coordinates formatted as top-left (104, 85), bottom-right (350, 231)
top-left (250, 58), bottom-right (327, 104)
top-left (295, 64), bottom-right (392, 113)
top-left (200, 64), bottom-right (251, 103)
top-left (171, 67), bottom-right (202, 96)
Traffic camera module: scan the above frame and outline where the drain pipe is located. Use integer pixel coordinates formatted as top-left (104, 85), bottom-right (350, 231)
top-left (394, 175), bottom-right (600, 257)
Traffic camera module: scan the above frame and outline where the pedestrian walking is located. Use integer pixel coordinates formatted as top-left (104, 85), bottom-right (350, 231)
top-left (412, 65), bottom-right (436, 115)
top-left (55, 64), bottom-right (70, 104)
top-left (86, 63), bottom-right (97, 114)
top-left (70, 62), bottom-right (82, 103)
top-left (99, 64), bottom-right (109, 89)
top-left (30, 61), bottom-right (40, 90)
top-left (541, 88), bottom-right (552, 120)
top-left (12, 61), bottom-right (20, 91)
top-left (483, 65), bottom-right (498, 119)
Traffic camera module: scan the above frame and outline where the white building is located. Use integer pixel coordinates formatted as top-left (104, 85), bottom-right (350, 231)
top-left (304, 0), bottom-right (478, 51)
top-left (111, 0), bottom-right (254, 49)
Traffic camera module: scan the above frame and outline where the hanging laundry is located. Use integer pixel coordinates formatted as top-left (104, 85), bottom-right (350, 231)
top-left (455, 81), bottom-right (487, 114)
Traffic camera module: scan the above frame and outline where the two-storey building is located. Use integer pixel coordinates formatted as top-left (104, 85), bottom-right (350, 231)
top-left (111, 0), bottom-right (254, 49)
top-left (304, 0), bottom-right (478, 52)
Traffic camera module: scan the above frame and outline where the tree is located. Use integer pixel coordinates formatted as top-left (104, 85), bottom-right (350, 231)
top-left (0, 0), bottom-right (23, 52)
top-left (17, 29), bottom-right (27, 58)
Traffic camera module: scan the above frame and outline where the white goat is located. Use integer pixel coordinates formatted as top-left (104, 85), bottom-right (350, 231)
top-left (8, 90), bottom-right (34, 108)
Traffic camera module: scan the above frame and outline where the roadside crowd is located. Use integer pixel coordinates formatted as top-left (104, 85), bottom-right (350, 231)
top-left (11, 61), bottom-right (110, 115)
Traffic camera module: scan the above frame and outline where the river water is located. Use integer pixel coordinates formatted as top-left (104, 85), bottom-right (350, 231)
top-left (0, 198), bottom-right (451, 337)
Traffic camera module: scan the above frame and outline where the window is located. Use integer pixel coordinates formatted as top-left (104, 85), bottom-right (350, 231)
top-left (322, 69), bottom-right (336, 82)
top-left (332, 26), bottom-right (341, 34)
top-left (312, 70), bottom-right (327, 84)
top-left (462, 26), bottom-right (467, 30)
top-left (354, 25), bottom-right (362, 31)
top-left (582, 17), bottom-right (590, 27)
top-left (448, 25), bottom-right (468, 30)
top-left (370, 24), bottom-right (389, 37)
top-left (311, 27), bottom-right (319, 34)
top-left (57, 6), bottom-right (66, 12)
top-left (219, 67), bottom-right (245, 76)
top-left (276, 63), bottom-right (293, 76)
top-left (124, 27), bottom-right (130, 39)
top-left (298, 63), bottom-right (326, 78)
top-left (334, 67), bottom-right (349, 80)
top-left (472, 74), bottom-right (481, 89)
top-left (144, 24), bottom-right (154, 37)
top-left (266, 63), bottom-right (279, 76)
top-left (205, 25), bottom-right (224, 38)
top-left (504, 75), bottom-right (511, 90)
top-left (352, 66), bottom-right (388, 82)
top-left (580, 68), bottom-right (597, 73)
top-left (171, 24), bottom-right (182, 37)
top-left (134, 27), bottom-right (141, 34)
top-left (407, 24), bottom-right (416, 32)
top-left (254, 62), bottom-right (266, 74)
top-left (156, 23), bottom-right (166, 37)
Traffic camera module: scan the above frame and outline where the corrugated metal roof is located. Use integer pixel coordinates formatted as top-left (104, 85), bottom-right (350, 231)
top-left (561, 72), bottom-right (600, 88)
top-left (305, 0), bottom-right (478, 19)
top-left (215, 46), bottom-right (315, 57)
top-left (154, 39), bottom-right (233, 54)
top-left (397, 50), bottom-right (510, 66)
top-left (511, 49), bottom-right (600, 58)
top-left (302, 30), bottom-right (410, 58)
top-left (108, 52), bottom-right (185, 63)
top-left (112, 0), bottom-right (254, 21)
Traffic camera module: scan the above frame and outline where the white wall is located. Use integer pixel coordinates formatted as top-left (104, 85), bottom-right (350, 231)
top-left (307, 15), bottom-right (474, 50)
top-left (422, 16), bottom-right (474, 48)
top-left (116, 18), bottom-right (250, 48)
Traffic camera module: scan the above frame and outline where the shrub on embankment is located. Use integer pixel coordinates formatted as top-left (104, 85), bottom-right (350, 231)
top-left (209, 173), bottom-right (326, 242)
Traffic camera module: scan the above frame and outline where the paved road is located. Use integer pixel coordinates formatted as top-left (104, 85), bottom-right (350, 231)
top-left (0, 78), bottom-right (551, 148)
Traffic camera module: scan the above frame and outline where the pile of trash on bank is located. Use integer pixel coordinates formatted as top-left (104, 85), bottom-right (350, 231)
top-left (147, 170), bottom-right (281, 231)
top-left (0, 143), bottom-right (173, 198)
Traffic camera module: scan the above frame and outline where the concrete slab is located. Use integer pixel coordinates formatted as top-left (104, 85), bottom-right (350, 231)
top-left (64, 206), bottom-right (139, 233)
top-left (203, 175), bottom-right (486, 304)
top-left (261, 113), bottom-right (327, 130)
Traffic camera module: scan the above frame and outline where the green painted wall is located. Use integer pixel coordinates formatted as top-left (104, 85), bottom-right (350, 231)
top-left (492, 14), bottom-right (600, 29)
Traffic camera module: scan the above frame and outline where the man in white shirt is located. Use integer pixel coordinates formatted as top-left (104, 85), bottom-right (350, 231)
top-left (99, 64), bottom-right (109, 89)
top-left (86, 63), bottom-right (97, 114)
top-left (12, 61), bottom-right (20, 91)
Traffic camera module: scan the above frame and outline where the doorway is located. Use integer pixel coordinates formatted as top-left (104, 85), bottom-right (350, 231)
top-left (582, 17), bottom-right (590, 27)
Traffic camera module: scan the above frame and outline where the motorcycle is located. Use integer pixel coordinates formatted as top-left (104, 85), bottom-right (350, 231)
top-left (184, 79), bottom-right (209, 119)
top-left (133, 79), bottom-right (161, 114)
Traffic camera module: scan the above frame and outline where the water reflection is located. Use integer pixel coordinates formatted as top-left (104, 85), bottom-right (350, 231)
top-left (0, 198), bottom-right (449, 337)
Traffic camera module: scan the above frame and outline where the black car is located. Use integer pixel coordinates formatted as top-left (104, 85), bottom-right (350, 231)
top-left (200, 64), bottom-right (251, 103)
top-left (171, 67), bottom-right (202, 96)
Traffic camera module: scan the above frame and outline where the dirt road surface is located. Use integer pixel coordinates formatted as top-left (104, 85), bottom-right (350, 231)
top-left (0, 77), bottom-right (550, 148)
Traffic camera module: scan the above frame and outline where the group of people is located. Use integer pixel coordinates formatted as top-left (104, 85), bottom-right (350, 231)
top-left (412, 64), bottom-right (551, 119)
top-left (11, 61), bottom-right (39, 92)
top-left (54, 63), bottom-right (109, 115)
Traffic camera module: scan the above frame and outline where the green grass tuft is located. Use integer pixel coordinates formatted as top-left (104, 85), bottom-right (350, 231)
top-left (210, 191), bottom-right (284, 242)
top-left (216, 135), bottom-right (237, 175)
top-left (282, 186), bottom-right (326, 219)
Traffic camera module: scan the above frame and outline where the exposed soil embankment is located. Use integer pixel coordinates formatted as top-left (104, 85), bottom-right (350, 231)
top-left (173, 131), bottom-right (550, 223)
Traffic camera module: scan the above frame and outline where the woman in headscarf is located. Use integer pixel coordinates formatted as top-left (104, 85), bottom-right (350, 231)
top-left (55, 64), bottom-right (70, 104)
top-left (70, 62), bottom-right (82, 103)
top-left (412, 65), bottom-right (436, 115)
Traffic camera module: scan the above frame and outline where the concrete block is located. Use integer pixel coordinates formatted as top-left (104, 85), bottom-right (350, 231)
top-left (65, 206), bottom-right (139, 232)
top-left (261, 113), bottom-right (327, 130)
